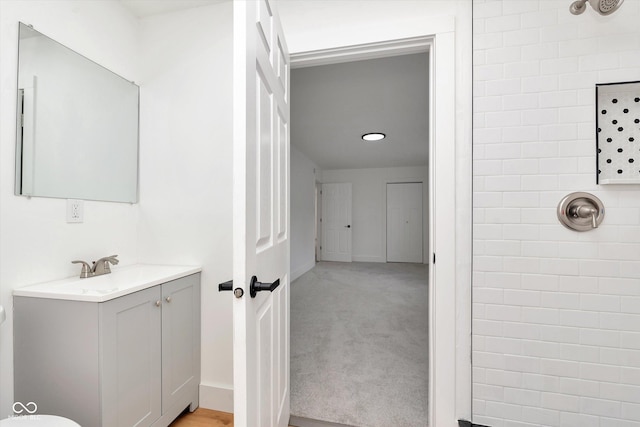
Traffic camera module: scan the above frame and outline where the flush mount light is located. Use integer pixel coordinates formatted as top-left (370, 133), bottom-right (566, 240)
top-left (361, 132), bottom-right (386, 142)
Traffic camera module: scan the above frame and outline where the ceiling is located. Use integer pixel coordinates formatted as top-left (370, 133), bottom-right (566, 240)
top-left (291, 53), bottom-right (429, 170)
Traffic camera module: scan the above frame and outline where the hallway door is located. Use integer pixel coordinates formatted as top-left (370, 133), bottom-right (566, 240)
top-left (233, 1), bottom-right (290, 426)
top-left (387, 182), bottom-right (423, 263)
top-left (321, 183), bottom-right (352, 262)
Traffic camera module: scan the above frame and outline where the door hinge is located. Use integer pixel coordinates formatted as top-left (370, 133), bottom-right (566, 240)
top-left (20, 113), bottom-right (24, 127)
top-left (320, 246), bottom-right (322, 250)
top-left (320, 218), bottom-right (322, 222)
top-left (433, 253), bottom-right (436, 264)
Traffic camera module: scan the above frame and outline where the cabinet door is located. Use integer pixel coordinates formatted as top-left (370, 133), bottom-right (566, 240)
top-left (101, 286), bottom-right (162, 427)
top-left (161, 274), bottom-right (201, 413)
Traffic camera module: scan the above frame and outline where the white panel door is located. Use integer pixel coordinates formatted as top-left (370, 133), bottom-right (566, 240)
top-left (387, 182), bottom-right (423, 263)
top-left (233, 1), bottom-right (290, 427)
top-left (321, 183), bottom-right (352, 262)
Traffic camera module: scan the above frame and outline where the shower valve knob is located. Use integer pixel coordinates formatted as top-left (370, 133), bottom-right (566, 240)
top-left (569, 204), bottom-right (598, 228)
top-left (558, 192), bottom-right (605, 231)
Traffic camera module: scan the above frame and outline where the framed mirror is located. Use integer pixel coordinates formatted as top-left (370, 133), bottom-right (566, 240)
top-left (15, 22), bottom-right (139, 203)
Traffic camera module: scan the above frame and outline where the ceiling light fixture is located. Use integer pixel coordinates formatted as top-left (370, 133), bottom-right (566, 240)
top-left (361, 132), bottom-right (386, 142)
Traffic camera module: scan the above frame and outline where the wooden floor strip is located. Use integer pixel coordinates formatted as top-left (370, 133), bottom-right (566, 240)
top-left (169, 408), bottom-right (233, 427)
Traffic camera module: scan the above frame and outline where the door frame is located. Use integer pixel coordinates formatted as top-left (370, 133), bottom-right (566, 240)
top-left (290, 20), bottom-right (470, 427)
top-left (315, 181), bottom-right (322, 262)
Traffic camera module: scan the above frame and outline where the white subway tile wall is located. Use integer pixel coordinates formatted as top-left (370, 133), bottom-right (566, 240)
top-left (473, 0), bottom-right (640, 426)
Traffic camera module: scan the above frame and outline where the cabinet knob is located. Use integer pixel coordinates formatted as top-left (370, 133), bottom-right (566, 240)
top-left (165, 296), bottom-right (172, 303)
top-left (155, 300), bottom-right (161, 307)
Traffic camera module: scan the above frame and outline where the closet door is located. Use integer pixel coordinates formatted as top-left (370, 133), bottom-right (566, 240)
top-left (387, 182), bottom-right (423, 263)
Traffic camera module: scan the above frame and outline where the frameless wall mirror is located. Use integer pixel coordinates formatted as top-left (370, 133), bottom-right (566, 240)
top-left (15, 22), bottom-right (139, 203)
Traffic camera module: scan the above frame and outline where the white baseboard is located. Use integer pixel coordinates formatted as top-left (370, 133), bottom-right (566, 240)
top-left (352, 255), bottom-right (385, 263)
top-left (199, 382), bottom-right (233, 413)
top-left (291, 260), bottom-right (316, 282)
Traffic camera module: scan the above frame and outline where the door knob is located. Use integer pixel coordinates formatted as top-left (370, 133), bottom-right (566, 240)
top-left (557, 192), bottom-right (605, 231)
top-left (218, 280), bottom-right (233, 291)
top-left (218, 280), bottom-right (244, 298)
top-left (250, 276), bottom-right (281, 298)
top-left (345, 225), bottom-right (351, 228)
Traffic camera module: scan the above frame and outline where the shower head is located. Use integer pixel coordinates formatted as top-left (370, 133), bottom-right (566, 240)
top-left (570, 0), bottom-right (624, 15)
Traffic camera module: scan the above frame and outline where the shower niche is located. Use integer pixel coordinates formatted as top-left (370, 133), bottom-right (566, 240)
top-left (596, 80), bottom-right (640, 184)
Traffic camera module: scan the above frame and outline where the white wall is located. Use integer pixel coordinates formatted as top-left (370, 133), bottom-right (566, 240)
top-left (473, 0), bottom-right (640, 426)
top-left (322, 167), bottom-right (429, 264)
top-left (291, 146), bottom-right (319, 280)
top-left (137, 2), bottom-right (234, 412)
top-left (0, 0), bottom-right (140, 418)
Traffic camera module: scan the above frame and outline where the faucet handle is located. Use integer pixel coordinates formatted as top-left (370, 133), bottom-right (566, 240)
top-left (72, 260), bottom-right (92, 279)
top-left (97, 255), bottom-right (119, 264)
top-left (93, 255), bottom-right (120, 275)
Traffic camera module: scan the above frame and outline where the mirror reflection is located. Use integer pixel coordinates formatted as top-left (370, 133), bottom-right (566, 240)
top-left (15, 22), bottom-right (139, 203)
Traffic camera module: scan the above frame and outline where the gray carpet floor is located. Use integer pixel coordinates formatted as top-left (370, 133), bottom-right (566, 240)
top-left (291, 261), bottom-right (429, 427)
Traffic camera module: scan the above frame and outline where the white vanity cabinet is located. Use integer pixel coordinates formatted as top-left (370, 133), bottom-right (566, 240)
top-left (13, 269), bottom-right (201, 427)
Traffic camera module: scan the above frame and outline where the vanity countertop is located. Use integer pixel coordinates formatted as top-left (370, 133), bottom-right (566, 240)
top-left (12, 264), bottom-right (202, 303)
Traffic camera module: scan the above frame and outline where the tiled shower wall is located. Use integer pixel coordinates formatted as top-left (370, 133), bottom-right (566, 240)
top-left (472, 1), bottom-right (640, 426)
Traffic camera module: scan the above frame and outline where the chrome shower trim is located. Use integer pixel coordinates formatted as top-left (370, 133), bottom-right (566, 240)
top-left (570, 0), bottom-right (588, 14)
top-left (570, 0), bottom-right (624, 15)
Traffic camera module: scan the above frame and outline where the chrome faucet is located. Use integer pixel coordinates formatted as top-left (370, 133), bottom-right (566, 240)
top-left (72, 255), bottom-right (119, 278)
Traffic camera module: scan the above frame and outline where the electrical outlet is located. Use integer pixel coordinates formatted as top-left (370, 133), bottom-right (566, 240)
top-left (66, 199), bottom-right (84, 223)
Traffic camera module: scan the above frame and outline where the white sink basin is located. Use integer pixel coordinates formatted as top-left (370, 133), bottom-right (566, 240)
top-left (13, 264), bottom-right (201, 302)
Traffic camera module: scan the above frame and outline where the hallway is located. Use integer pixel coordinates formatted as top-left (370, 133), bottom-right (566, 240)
top-left (291, 262), bottom-right (429, 427)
